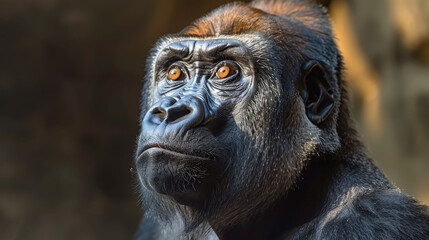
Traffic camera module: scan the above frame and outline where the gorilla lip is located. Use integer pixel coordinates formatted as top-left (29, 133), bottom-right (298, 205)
top-left (139, 143), bottom-right (213, 160)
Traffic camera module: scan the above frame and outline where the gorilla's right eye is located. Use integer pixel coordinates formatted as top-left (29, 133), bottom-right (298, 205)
top-left (215, 62), bottom-right (238, 79)
top-left (167, 66), bottom-right (185, 81)
top-left (217, 65), bottom-right (231, 79)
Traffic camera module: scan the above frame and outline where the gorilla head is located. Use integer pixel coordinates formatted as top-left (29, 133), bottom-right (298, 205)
top-left (134, 1), bottom-right (429, 239)
top-left (136, 0), bottom-right (341, 231)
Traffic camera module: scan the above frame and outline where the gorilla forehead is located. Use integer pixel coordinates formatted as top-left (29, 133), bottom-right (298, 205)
top-left (157, 38), bottom-right (250, 60)
top-left (150, 34), bottom-right (277, 72)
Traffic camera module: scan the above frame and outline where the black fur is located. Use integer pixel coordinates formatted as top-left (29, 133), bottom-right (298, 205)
top-left (134, 0), bottom-right (429, 239)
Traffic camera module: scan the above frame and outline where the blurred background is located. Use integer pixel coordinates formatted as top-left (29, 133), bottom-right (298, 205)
top-left (1, 0), bottom-right (428, 239)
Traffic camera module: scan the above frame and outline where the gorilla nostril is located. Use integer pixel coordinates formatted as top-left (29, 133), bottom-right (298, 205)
top-left (152, 107), bottom-right (167, 120)
top-left (166, 106), bottom-right (192, 123)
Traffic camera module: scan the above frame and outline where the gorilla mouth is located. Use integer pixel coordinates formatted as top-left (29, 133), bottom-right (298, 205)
top-left (137, 144), bottom-right (219, 206)
top-left (139, 143), bottom-right (214, 160)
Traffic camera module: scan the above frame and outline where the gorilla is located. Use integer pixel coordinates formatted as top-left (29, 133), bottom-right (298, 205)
top-left (134, 0), bottom-right (429, 239)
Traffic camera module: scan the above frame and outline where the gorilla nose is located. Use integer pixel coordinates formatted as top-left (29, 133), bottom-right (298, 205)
top-left (152, 105), bottom-right (192, 124)
top-left (143, 97), bottom-right (205, 134)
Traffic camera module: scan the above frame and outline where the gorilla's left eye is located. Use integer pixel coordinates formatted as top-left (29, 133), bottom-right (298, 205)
top-left (167, 66), bottom-right (186, 81)
top-left (215, 63), bottom-right (237, 79)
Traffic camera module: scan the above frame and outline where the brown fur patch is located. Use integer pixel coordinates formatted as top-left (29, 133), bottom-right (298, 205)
top-left (182, 4), bottom-right (270, 36)
top-left (181, 0), bottom-right (329, 37)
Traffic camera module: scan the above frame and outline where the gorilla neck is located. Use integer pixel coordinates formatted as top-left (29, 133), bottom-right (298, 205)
top-left (212, 155), bottom-right (339, 240)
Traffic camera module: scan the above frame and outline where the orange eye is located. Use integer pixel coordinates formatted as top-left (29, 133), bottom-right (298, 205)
top-left (216, 65), bottom-right (231, 79)
top-left (168, 67), bottom-right (182, 80)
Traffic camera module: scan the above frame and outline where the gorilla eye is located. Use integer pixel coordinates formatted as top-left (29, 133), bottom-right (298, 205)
top-left (167, 67), bottom-right (185, 81)
top-left (216, 65), bottom-right (231, 79)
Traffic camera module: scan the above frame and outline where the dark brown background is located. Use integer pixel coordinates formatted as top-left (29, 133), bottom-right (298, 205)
top-left (1, 0), bottom-right (428, 239)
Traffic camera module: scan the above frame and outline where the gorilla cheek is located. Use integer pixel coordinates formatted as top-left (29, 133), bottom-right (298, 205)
top-left (136, 148), bottom-right (219, 207)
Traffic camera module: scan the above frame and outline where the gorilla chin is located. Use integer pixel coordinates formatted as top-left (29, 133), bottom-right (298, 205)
top-left (137, 145), bottom-right (220, 207)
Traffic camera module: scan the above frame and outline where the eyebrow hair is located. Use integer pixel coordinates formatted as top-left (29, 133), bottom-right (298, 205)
top-left (205, 42), bottom-right (244, 56)
top-left (162, 42), bottom-right (191, 58)
top-left (154, 42), bottom-right (192, 71)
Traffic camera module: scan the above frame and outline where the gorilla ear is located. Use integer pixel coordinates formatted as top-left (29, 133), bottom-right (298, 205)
top-left (300, 61), bottom-right (335, 125)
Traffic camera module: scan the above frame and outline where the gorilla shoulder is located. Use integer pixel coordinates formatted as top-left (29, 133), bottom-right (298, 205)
top-left (315, 189), bottom-right (429, 239)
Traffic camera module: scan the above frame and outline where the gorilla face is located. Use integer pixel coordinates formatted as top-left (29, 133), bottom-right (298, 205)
top-left (137, 38), bottom-right (256, 208)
